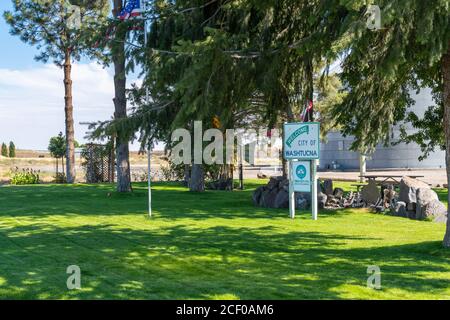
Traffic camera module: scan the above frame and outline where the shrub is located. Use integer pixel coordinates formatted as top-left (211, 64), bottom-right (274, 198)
top-left (1, 143), bottom-right (8, 157)
top-left (10, 167), bottom-right (40, 185)
top-left (9, 142), bottom-right (16, 158)
top-left (159, 162), bottom-right (186, 182)
top-left (53, 172), bottom-right (67, 184)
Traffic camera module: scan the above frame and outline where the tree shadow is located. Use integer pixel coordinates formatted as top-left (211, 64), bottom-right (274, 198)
top-left (0, 221), bottom-right (449, 299)
top-left (1, 183), bottom-right (449, 299)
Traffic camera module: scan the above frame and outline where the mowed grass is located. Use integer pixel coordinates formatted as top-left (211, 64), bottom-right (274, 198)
top-left (0, 180), bottom-right (449, 300)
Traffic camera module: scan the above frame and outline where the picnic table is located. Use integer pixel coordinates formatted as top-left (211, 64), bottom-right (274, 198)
top-left (359, 174), bottom-right (425, 184)
top-left (353, 174), bottom-right (426, 191)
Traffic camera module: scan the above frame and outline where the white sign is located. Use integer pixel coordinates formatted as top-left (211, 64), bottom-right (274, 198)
top-left (283, 122), bottom-right (320, 160)
top-left (292, 161), bottom-right (311, 192)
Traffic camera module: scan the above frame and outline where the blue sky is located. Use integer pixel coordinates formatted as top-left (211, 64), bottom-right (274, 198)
top-left (0, 2), bottom-right (41, 69)
top-left (0, 1), bottom-right (144, 151)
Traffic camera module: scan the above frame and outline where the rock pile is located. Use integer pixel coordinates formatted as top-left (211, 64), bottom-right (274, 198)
top-left (252, 176), bottom-right (448, 223)
top-left (392, 177), bottom-right (447, 222)
top-left (252, 177), bottom-right (356, 210)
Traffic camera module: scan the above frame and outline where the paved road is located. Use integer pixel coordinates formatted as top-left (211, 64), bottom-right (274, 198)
top-left (243, 167), bottom-right (447, 187)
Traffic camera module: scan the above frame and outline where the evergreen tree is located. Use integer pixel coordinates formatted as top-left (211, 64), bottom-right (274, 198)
top-left (1, 143), bottom-right (8, 157)
top-left (8, 141), bottom-right (16, 158)
top-left (111, 0), bottom-right (132, 193)
top-left (4, 0), bottom-right (110, 183)
top-left (330, 1), bottom-right (450, 246)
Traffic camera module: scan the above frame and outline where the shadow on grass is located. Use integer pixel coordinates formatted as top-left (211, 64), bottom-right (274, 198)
top-left (0, 182), bottom-right (349, 220)
top-left (0, 220), bottom-right (450, 299)
top-left (0, 183), bottom-right (449, 299)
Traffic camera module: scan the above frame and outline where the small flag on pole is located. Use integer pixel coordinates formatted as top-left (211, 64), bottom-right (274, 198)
top-left (118, 0), bottom-right (142, 20)
top-left (302, 100), bottom-right (314, 122)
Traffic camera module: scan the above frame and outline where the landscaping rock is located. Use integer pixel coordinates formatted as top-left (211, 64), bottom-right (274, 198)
top-left (253, 186), bottom-right (265, 206)
top-left (267, 177), bottom-right (280, 191)
top-left (323, 179), bottom-right (334, 195)
top-left (333, 188), bottom-right (344, 199)
top-left (317, 180), bottom-right (325, 194)
top-left (279, 178), bottom-right (289, 191)
top-left (434, 212), bottom-right (448, 224)
top-left (361, 180), bottom-right (380, 205)
top-left (407, 202), bottom-right (416, 212)
top-left (374, 206), bottom-right (385, 213)
top-left (399, 176), bottom-right (430, 204)
top-left (296, 196), bottom-right (309, 210)
top-left (421, 199), bottom-right (447, 221)
top-left (415, 188), bottom-right (439, 219)
top-left (392, 201), bottom-right (407, 217)
top-left (261, 188), bottom-right (279, 208)
top-left (318, 192), bottom-right (327, 209)
top-left (274, 189), bottom-right (289, 209)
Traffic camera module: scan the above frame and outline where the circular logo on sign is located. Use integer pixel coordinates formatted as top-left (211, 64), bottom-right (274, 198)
top-left (296, 165), bottom-right (307, 180)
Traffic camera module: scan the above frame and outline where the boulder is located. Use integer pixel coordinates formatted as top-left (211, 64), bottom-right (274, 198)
top-left (253, 186), bottom-right (265, 206)
top-left (279, 178), bottom-right (289, 191)
top-left (374, 206), bottom-right (385, 213)
top-left (420, 199), bottom-right (447, 221)
top-left (318, 192), bottom-right (327, 209)
top-left (399, 176), bottom-right (430, 204)
top-left (434, 212), bottom-right (447, 224)
top-left (392, 201), bottom-right (407, 217)
top-left (323, 179), bottom-right (334, 195)
top-left (407, 202), bottom-right (416, 212)
top-left (267, 177), bottom-right (280, 191)
top-left (296, 195), bottom-right (309, 210)
top-left (361, 180), bottom-right (380, 205)
top-left (274, 189), bottom-right (289, 209)
top-left (333, 188), bottom-right (345, 199)
top-left (415, 188), bottom-right (439, 219)
top-left (317, 180), bottom-right (325, 194)
top-left (261, 188), bottom-right (279, 208)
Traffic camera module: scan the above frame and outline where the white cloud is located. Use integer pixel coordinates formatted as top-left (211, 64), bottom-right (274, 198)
top-left (0, 62), bottom-right (134, 150)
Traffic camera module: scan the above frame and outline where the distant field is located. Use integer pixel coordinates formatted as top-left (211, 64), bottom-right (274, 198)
top-left (0, 150), bottom-right (167, 183)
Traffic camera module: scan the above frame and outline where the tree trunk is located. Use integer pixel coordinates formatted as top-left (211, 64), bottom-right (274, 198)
top-left (64, 50), bottom-right (76, 183)
top-left (189, 164), bottom-right (205, 192)
top-left (112, 0), bottom-right (132, 192)
top-left (184, 164), bottom-right (191, 186)
top-left (442, 43), bottom-right (450, 247)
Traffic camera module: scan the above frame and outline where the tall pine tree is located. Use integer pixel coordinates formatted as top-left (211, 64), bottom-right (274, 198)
top-left (4, 0), bottom-right (110, 183)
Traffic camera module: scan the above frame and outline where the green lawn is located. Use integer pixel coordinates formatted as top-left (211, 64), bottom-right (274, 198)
top-left (0, 180), bottom-right (449, 299)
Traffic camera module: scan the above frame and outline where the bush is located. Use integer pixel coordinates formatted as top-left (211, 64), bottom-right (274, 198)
top-left (1, 143), bottom-right (8, 157)
top-left (10, 167), bottom-right (40, 185)
top-left (53, 172), bottom-right (67, 184)
top-left (159, 162), bottom-right (186, 182)
top-left (9, 142), bottom-right (16, 158)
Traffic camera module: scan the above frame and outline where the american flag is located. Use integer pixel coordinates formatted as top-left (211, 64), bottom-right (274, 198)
top-left (118, 0), bottom-right (142, 20)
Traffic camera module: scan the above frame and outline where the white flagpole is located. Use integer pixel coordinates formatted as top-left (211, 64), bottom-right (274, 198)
top-left (142, 0), bottom-right (152, 218)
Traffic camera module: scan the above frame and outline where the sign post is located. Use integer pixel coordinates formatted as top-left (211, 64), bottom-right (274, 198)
top-left (283, 122), bottom-right (320, 220)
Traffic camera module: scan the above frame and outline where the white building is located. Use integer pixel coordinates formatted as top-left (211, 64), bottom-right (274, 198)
top-left (319, 88), bottom-right (445, 170)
